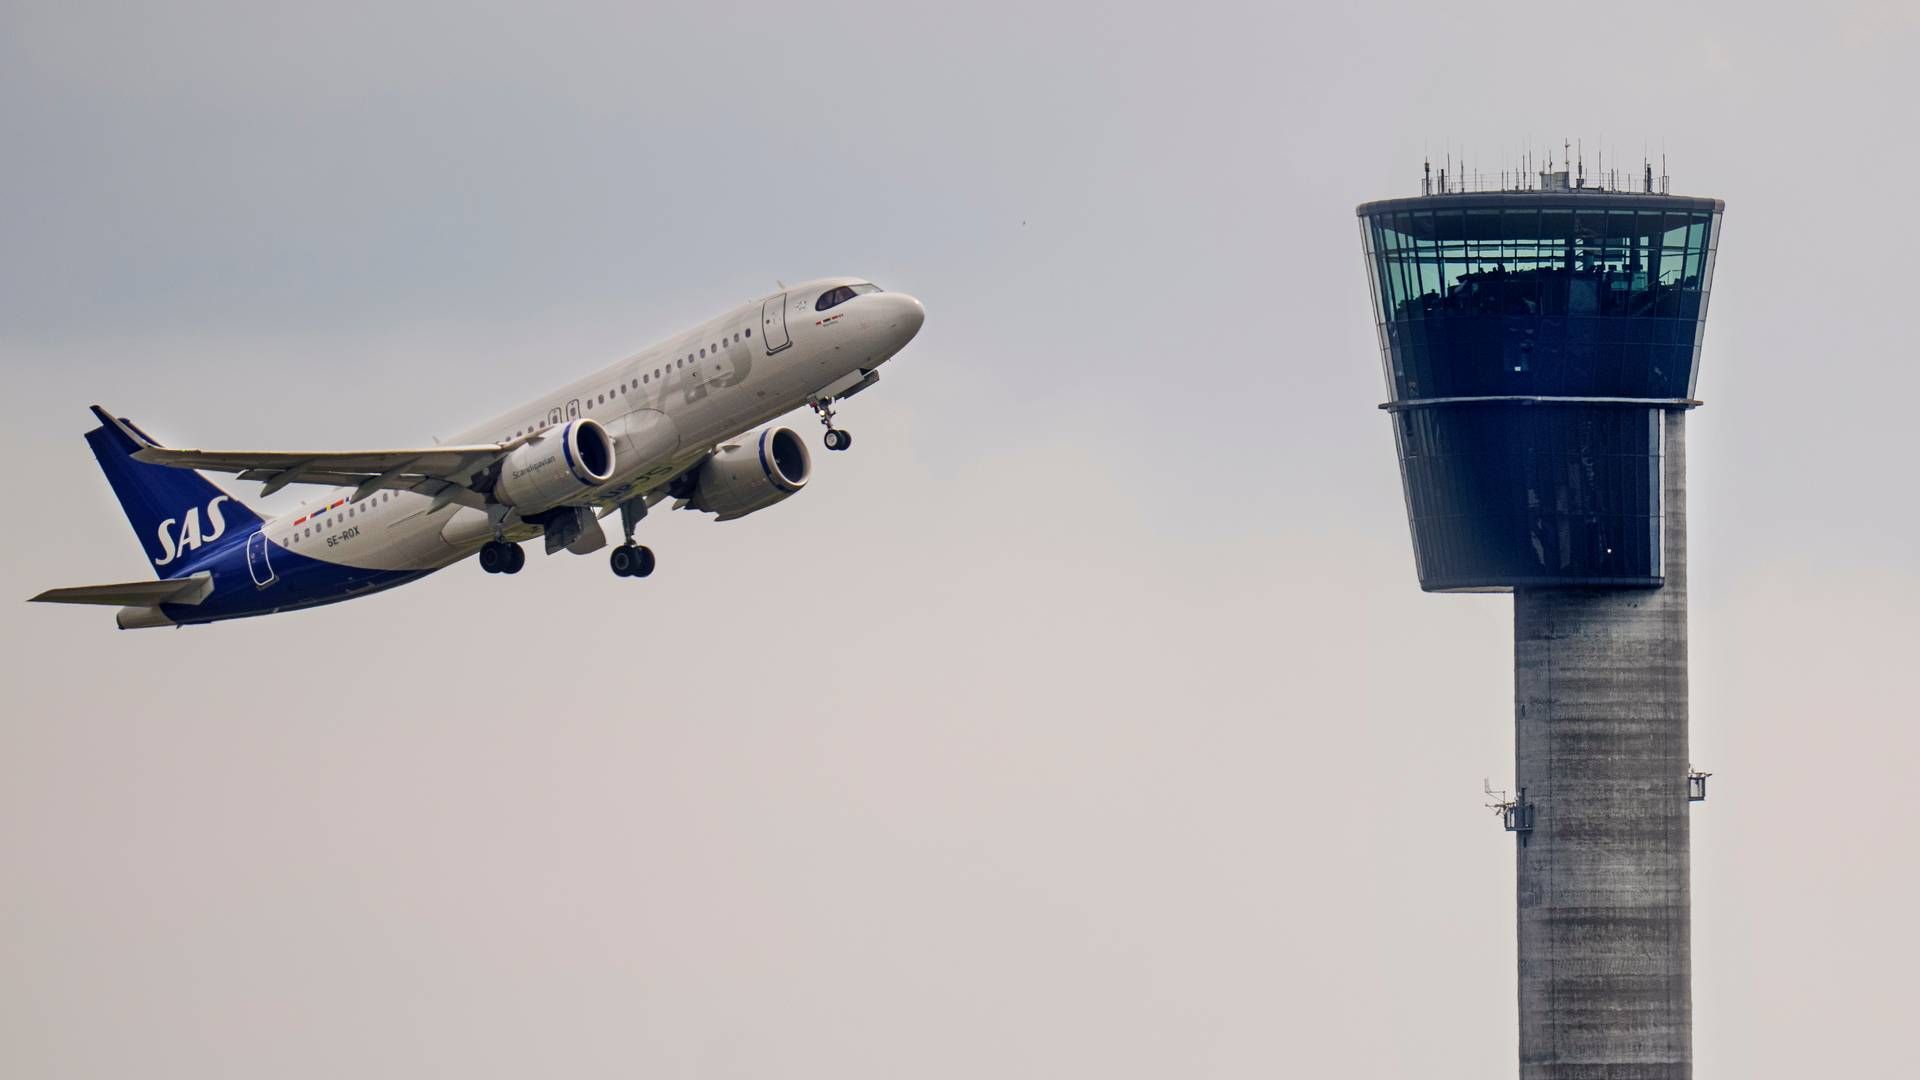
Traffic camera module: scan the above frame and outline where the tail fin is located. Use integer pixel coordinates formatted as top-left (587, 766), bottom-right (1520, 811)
top-left (85, 405), bottom-right (263, 578)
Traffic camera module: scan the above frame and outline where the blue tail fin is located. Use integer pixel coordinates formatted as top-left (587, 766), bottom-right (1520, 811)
top-left (85, 405), bottom-right (263, 578)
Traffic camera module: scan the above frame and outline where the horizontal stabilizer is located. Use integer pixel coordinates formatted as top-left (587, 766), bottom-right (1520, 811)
top-left (28, 573), bottom-right (214, 607)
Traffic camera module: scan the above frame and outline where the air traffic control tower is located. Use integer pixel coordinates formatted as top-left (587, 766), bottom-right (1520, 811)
top-left (1356, 163), bottom-right (1723, 1079)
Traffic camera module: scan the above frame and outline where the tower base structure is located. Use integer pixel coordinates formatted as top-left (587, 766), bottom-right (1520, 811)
top-left (1512, 410), bottom-right (1691, 1078)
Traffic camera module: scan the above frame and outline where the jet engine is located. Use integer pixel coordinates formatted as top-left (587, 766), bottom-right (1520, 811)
top-left (683, 426), bottom-right (811, 521)
top-left (494, 419), bottom-right (616, 511)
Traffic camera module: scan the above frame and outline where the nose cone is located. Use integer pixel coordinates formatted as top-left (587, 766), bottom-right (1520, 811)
top-left (878, 292), bottom-right (925, 347)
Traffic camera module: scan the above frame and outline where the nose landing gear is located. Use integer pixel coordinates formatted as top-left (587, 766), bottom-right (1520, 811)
top-left (479, 540), bottom-right (525, 575)
top-left (811, 397), bottom-right (853, 452)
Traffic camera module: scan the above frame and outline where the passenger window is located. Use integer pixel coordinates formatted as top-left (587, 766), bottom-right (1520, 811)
top-left (745, 328), bottom-right (752, 337)
top-left (699, 348), bottom-right (705, 358)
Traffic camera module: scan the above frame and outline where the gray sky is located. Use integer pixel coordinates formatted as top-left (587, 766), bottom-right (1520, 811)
top-left (3, 2), bottom-right (1915, 1076)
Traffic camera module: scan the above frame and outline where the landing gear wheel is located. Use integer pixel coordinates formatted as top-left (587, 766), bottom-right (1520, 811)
top-left (610, 544), bottom-right (657, 579)
top-left (823, 428), bottom-right (852, 452)
top-left (502, 543), bottom-right (526, 574)
top-left (479, 541), bottom-right (507, 574)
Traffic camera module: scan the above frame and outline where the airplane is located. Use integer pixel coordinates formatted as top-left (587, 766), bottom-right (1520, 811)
top-left (29, 277), bottom-right (925, 628)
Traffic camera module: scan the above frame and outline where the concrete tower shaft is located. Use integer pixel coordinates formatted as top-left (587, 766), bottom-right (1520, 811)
top-left (1514, 409), bottom-right (1691, 1078)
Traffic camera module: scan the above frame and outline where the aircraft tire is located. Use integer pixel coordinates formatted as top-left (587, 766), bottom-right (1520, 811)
top-left (610, 545), bottom-right (635, 577)
top-left (502, 544), bottom-right (526, 574)
top-left (633, 545), bottom-right (657, 578)
top-left (825, 429), bottom-right (851, 451)
top-left (479, 542), bottom-right (506, 574)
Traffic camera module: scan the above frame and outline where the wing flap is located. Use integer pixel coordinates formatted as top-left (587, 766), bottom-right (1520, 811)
top-left (29, 573), bottom-right (215, 607)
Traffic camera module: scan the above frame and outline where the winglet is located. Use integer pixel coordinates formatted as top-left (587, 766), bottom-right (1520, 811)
top-left (88, 405), bottom-right (158, 453)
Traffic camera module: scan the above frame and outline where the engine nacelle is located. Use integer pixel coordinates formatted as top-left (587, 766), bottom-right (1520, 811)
top-left (684, 426), bottom-right (812, 521)
top-left (494, 419), bottom-right (616, 511)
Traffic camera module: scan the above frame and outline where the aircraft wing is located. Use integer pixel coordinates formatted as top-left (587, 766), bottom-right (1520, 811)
top-left (94, 406), bottom-right (522, 506)
top-left (30, 573), bottom-right (214, 607)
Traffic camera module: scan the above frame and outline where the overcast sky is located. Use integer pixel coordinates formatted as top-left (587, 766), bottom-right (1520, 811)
top-left (3, 2), bottom-right (1916, 1077)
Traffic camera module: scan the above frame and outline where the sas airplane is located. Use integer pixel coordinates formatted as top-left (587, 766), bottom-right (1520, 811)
top-left (31, 278), bottom-right (925, 629)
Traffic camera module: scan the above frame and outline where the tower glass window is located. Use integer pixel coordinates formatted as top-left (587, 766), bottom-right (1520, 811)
top-left (1361, 195), bottom-right (1719, 401)
top-left (1358, 191), bottom-right (1725, 590)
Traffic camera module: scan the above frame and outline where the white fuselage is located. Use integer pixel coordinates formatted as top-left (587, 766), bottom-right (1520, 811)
top-left (261, 278), bottom-right (924, 576)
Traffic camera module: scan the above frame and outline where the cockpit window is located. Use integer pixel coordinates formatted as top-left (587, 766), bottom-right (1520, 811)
top-left (816, 283), bottom-right (882, 312)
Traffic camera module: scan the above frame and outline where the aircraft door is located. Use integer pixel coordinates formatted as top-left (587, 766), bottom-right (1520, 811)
top-left (246, 530), bottom-right (276, 587)
top-left (761, 294), bottom-right (791, 354)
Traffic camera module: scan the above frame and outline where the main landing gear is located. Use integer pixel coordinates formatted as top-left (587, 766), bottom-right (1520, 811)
top-left (609, 543), bottom-right (656, 578)
top-left (609, 497), bottom-right (655, 579)
top-left (479, 540), bottom-right (525, 575)
top-left (811, 397), bottom-right (853, 452)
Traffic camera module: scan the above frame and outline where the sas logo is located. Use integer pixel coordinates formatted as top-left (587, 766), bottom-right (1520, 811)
top-left (154, 496), bottom-right (231, 567)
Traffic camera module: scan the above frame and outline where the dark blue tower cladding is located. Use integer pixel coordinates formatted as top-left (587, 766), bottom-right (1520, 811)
top-left (1356, 192), bottom-right (1724, 590)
